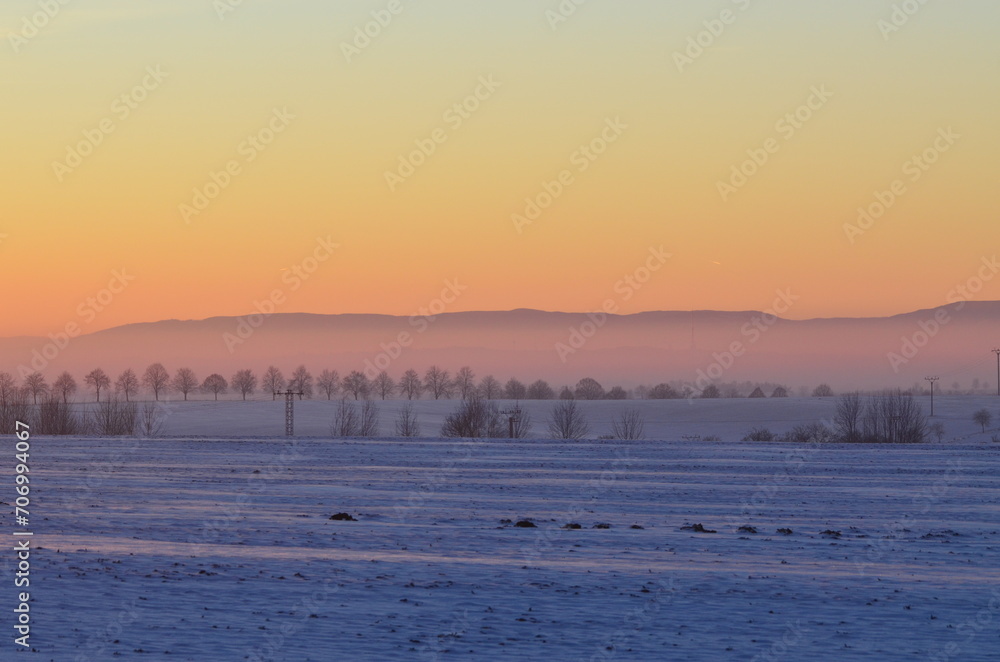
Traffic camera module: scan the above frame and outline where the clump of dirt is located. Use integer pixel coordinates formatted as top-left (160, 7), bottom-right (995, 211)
top-left (776, 528), bottom-right (793, 535)
top-left (592, 523), bottom-right (611, 529)
top-left (514, 520), bottom-right (537, 528)
top-left (681, 523), bottom-right (717, 533)
top-left (737, 525), bottom-right (758, 534)
top-left (820, 529), bottom-right (842, 538)
top-left (329, 513), bottom-right (357, 521)
top-left (630, 524), bottom-right (645, 530)
top-left (562, 523), bottom-right (582, 530)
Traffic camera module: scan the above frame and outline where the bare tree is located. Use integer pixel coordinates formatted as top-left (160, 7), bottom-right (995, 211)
top-left (332, 399), bottom-right (359, 436)
top-left (928, 421), bottom-right (946, 442)
top-left (861, 390), bottom-right (927, 443)
top-left (359, 400), bottom-right (380, 437)
top-left (395, 402), bottom-right (420, 437)
top-left (289, 365), bottom-right (314, 399)
top-left (834, 392), bottom-right (863, 443)
top-left (700, 384), bottom-right (720, 399)
top-left (23, 372), bottom-right (48, 404)
top-left (574, 377), bottom-right (605, 400)
top-left (607, 386), bottom-right (628, 400)
top-left (171, 367), bottom-right (198, 401)
top-left (548, 400), bottom-right (590, 440)
top-left (231, 369), bottom-right (258, 401)
top-left (84, 368), bottom-right (112, 402)
top-left (85, 397), bottom-right (138, 436)
top-left (262, 366), bottom-right (285, 399)
top-left (53, 371), bottom-right (78, 403)
top-left (527, 379), bottom-right (555, 400)
top-left (748, 387), bottom-right (766, 398)
top-left (504, 378), bottom-right (527, 400)
top-left (36, 396), bottom-right (79, 436)
top-left (441, 395), bottom-right (505, 438)
top-left (424, 366), bottom-right (452, 400)
top-left (771, 386), bottom-right (789, 398)
top-left (317, 369), bottom-right (340, 400)
top-left (139, 402), bottom-right (166, 438)
top-left (142, 363), bottom-right (170, 401)
top-left (455, 366), bottom-right (476, 400)
top-left (812, 384), bottom-right (834, 397)
top-left (974, 408), bottom-right (993, 433)
top-left (558, 386), bottom-right (574, 400)
top-left (201, 374), bottom-right (228, 400)
top-left (373, 371), bottom-right (395, 400)
top-left (399, 369), bottom-right (423, 400)
top-left (342, 371), bottom-right (370, 400)
top-left (479, 375), bottom-right (501, 400)
top-left (611, 407), bottom-right (645, 440)
top-left (0, 372), bottom-right (18, 406)
top-left (115, 369), bottom-right (140, 402)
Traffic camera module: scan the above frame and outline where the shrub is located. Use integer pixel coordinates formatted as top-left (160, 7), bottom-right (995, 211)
top-left (742, 427), bottom-right (776, 442)
top-left (85, 398), bottom-right (137, 436)
top-left (395, 402), bottom-right (420, 437)
top-left (441, 396), bottom-right (505, 438)
top-left (548, 400), bottom-right (590, 440)
top-left (332, 399), bottom-right (359, 437)
top-left (610, 408), bottom-right (645, 440)
top-left (780, 422), bottom-right (834, 444)
top-left (973, 409), bottom-right (993, 433)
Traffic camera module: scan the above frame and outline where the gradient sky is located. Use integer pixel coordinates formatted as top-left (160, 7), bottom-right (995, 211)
top-left (2, 0), bottom-right (998, 337)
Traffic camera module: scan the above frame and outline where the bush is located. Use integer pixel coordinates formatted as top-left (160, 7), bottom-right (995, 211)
top-left (742, 427), bottom-right (776, 442)
top-left (928, 421), bottom-right (945, 442)
top-left (332, 399), bottom-right (360, 437)
top-left (359, 400), bottom-right (380, 437)
top-left (973, 409), bottom-right (993, 433)
top-left (441, 396), bottom-right (505, 438)
top-left (861, 390), bottom-right (927, 443)
top-left (548, 400), bottom-right (590, 440)
top-left (395, 402), bottom-right (420, 437)
top-left (35, 397), bottom-right (80, 435)
top-left (85, 398), bottom-right (137, 436)
top-left (748, 387), bottom-right (766, 398)
top-left (610, 408), bottom-right (645, 440)
top-left (780, 422), bottom-right (834, 444)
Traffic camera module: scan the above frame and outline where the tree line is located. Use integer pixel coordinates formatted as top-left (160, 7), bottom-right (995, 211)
top-left (0, 365), bottom-right (839, 405)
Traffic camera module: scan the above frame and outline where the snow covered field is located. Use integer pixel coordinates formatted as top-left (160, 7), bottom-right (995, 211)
top-left (6, 398), bottom-right (1000, 660)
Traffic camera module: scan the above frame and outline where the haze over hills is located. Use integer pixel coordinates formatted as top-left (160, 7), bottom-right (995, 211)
top-left (2, 303), bottom-right (998, 392)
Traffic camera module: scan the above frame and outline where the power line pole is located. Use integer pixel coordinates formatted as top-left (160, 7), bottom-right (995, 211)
top-left (275, 390), bottom-right (304, 436)
top-left (993, 349), bottom-right (1000, 397)
top-left (924, 376), bottom-right (939, 417)
top-left (500, 405), bottom-right (522, 439)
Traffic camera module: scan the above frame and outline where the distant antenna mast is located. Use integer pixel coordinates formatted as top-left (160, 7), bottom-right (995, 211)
top-left (993, 349), bottom-right (1000, 397)
top-left (275, 390), bottom-right (304, 436)
top-left (924, 376), bottom-right (939, 416)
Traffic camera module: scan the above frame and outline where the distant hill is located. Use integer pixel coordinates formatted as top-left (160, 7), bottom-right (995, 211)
top-left (2, 303), bottom-right (998, 391)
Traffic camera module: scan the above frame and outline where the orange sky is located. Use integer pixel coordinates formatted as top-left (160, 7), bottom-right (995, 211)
top-left (2, 0), bottom-right (998, 337)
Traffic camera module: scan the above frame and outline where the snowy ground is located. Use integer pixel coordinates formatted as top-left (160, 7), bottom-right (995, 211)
top-left (4, 398), bottom-right (1000, 660)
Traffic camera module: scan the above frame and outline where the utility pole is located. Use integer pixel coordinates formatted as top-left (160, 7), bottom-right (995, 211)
top-left (924, 376), bottom-right (939, 417)
top-left (275, 390), bottom-right (304, 436)
top-left (500, 405), bottom-right (522, 439)
top-left (993, 349), bottom-right (1000, 397)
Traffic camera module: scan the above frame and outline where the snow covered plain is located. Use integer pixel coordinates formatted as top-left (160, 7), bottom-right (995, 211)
top-left (6, 397), bottom-right (1000, 660)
